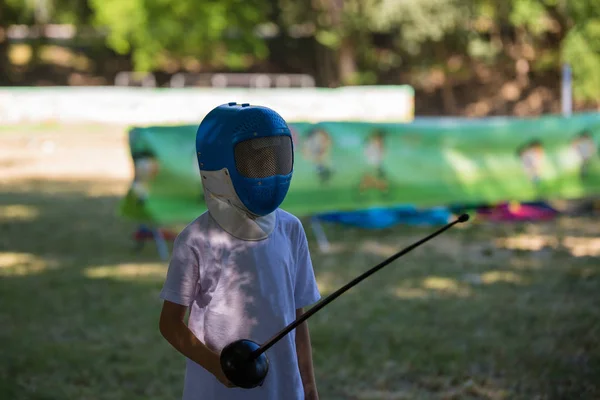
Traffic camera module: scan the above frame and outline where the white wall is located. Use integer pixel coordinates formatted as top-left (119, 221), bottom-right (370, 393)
top-left (0, 86), bottom-right (414, 125)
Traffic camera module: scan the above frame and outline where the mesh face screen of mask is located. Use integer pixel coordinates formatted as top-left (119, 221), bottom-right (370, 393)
top-left (234, 136), bottom-right (293, 179)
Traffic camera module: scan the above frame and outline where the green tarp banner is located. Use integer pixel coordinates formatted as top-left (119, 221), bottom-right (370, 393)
top-left (121, 113), bottom-right (600, 224)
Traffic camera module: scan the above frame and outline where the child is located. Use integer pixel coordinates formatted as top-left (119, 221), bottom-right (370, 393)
top-left (158, 103), bottom-right (321, 400)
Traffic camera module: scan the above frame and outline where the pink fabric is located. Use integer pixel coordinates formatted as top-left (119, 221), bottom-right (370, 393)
top-left (477, 203), bottom-right (557, 221)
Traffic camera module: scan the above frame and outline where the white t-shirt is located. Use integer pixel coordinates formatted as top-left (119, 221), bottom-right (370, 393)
top-left (160, 208), bottom-right (321, 400)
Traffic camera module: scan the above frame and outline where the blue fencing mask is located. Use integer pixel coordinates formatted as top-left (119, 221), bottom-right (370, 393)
top-left (196, 103), bottom-right (294, 240)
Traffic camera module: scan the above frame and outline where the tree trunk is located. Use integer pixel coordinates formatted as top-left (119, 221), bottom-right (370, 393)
top-left (436, 43), bottom-right (458, 115)
top-left (311, 0), bottom-right (340, 87)
top-left (315, 41), bottom-right (337, 87)
top-left (441, 77), bottom-right (458, 115)
top-left (514, 27), bottom-right (530, 88)
top-left (327, 0), bottom-right (348, 86)
top-left (0, 39), bottom-right (9, 85)
top-left (338, 36), bottom-right (357, 85)
top-left (30, 27), bottom-right (45, 68)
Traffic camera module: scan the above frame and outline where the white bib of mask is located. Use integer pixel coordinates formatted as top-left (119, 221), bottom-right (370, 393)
top-left (200, 168), bottom-right (276, 241)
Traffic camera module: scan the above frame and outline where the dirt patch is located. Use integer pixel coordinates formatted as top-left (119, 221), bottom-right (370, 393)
top-left (0, 124), bottom-right (132, 193)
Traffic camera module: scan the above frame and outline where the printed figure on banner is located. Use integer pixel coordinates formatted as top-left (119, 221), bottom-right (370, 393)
top-left (572, 129), bottom-right (597, 179)
top-left (358, 129), bottom-right (390, 196)
top-left (132, 150), bottom-right (160, 204)
top-left (517, 139), bottom-right (546, 185)
top-left (302, 127), bottom-right (334, 184)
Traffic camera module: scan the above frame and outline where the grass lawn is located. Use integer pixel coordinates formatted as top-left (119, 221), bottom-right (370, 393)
top-left (1, 125), bottom-right (599, 400)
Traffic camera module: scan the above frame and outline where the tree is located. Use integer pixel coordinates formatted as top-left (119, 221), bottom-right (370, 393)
top-left (89, 0), bottom-right (271, 72)
top-left (1, 0), bottom-right (94, 79)
top-left (561, 0), bottom-right (600, 103)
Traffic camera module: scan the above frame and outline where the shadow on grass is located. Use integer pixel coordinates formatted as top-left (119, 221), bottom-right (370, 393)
top-left (304, 217), bottom-right (600, 399)
top-left (1, 180), bottom-right (599, 400)
top-left (0, 180), bottom-right (183, 399)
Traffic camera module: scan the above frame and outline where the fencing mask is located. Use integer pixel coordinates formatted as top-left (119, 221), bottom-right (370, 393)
top-left (196, 103), bottom-right (294, 240)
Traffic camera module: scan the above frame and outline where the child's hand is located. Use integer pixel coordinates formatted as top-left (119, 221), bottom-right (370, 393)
top-left (207, 353), bottom-right (236, 388)
top-left (213, 367), bottom-right (236, 388)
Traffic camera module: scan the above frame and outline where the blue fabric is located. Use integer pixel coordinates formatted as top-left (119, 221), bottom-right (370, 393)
top-left (315, 205), bottom-right (453, 229)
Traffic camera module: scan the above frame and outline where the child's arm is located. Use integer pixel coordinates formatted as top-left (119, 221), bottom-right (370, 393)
top-left (159, 300), bottom-right (233, 387)
top-left (158, 233), bottom-right (234, 388)
top-left (293, 221), bottom-right (322, 399)
top-left (295, 308), bottom-right (319, 400)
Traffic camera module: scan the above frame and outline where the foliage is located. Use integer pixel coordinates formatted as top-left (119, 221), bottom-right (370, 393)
top-left (2, 0), bottom-right (92, 25)
top-left (3, 0), bottom-right (600, 104)
top-left (88, 0), bottom-right (270, 71)
top-left (561, 0), bottom-right (600, 102)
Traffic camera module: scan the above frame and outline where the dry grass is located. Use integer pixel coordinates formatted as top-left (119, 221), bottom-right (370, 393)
top-left (1, 124), bottom-right (599, 400)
